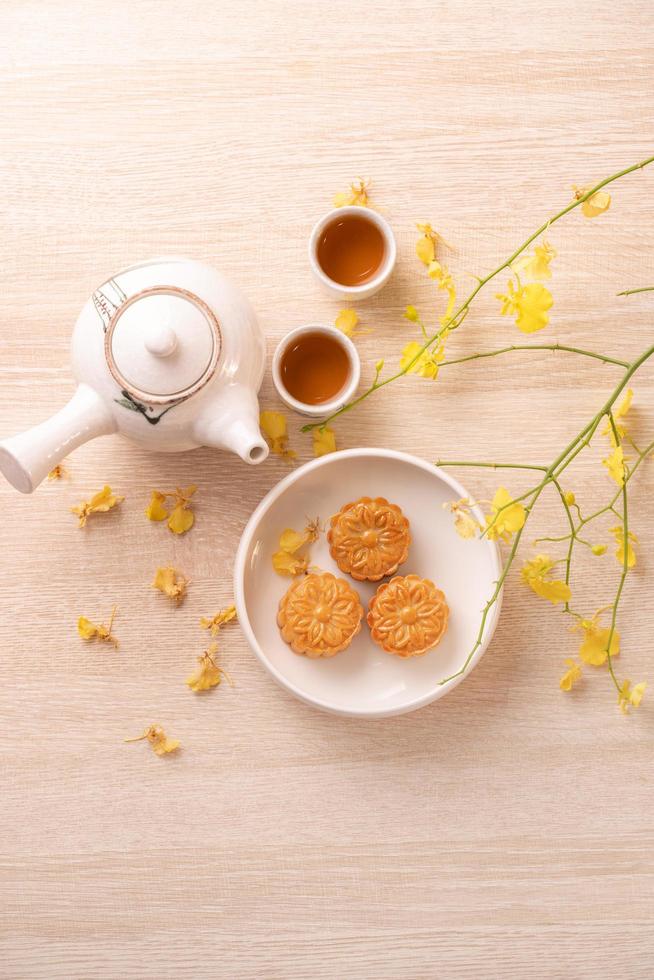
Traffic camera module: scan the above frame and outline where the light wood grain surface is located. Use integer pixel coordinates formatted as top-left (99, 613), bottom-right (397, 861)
top-left (1, 2), bottom-right (654, 978)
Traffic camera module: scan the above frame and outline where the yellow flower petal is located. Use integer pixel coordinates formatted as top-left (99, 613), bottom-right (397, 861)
top-left (485, 487), bottom-right (526, 542)
top-left (609, 526), bottom-right (637, 568)
top-left (560, 658), bottom-right (582, 692)
top-left (443, 498), bottom-right (480, 539)
top-left (168, 503), bottom-right (194, 535)
top-left (272, 550), bottom-right (308, 576)
top-left (333, 178), bottom-right (370, 208)
top-left (152, 566), bottom-right (189, 602)
top-left (313, 427), bottom-right (337, 457)
top-left (496, 280), bottom-right (553, 334)
top-left (77, 616), bottom-right (98, 640)
top-left (260, 410), bottom-right (296, 459)
top-left (200, 605), bottom-right (237, 636)
top-left (602, 445), bottom-right (627, 486)
top-left (186, 646), bottom-right (227, 693)
top-left (617, 679), bottom-right (646, 713)
top-left (145, 490), bottom-right (169, 521)
top-left (574, 185), bottom-right (611, 218)
top-left (72, 486), bottom-right (124, 527)
top-left (520, 554), bottom-right (571, 605)
top-left (578, 622), bottom-right (620, 666)
top-left (77, 609), bottom-right (118, 646)
top-left (335, 309), bottom-right (358, 337)
top-left (279, 528), bottom-right (310, 554)
top-left (416, 235), bottom-right (435, 265)
top-left (125, 724), bottom-right (179, 755)
top-left (512, 241), bottom-right (556, 281)
top-left (400, 341), bottom-right (443, 379)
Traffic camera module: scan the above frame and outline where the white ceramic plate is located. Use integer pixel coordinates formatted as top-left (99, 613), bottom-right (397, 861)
top-left (234, 448), bottom-right (502, 718)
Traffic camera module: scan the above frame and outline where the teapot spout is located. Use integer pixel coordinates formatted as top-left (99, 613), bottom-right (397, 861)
top-left (194, 384), bottom-right (269, 465)
top-left (0, 384), bottom-right (117, 493)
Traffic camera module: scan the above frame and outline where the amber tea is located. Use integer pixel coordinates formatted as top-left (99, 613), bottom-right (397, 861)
top-left (280, 331), bottom-right (351, 405)
top-left (316, 213), bottom-right (385, 287)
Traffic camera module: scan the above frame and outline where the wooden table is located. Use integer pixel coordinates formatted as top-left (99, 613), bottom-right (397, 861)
top-left (1, 2), bottom-right (653, 977)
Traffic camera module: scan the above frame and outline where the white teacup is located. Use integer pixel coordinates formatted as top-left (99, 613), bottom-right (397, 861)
top-left (308, 206), bottom-right (397, 301)
top-left (272, 323), bottom-right (361, 418)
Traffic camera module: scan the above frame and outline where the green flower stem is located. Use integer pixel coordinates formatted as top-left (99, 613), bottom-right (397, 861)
top-left (435, 460), bottom-right (548, 472)
top-left (578, 439), bottom-right (654, 527)
top-left (617, 285), bottom-right (654, 296)
top-left (439, 344), bottom-right (654, 688)
top-left (438, 482), bottom-right (547, 686)
top-left (303, 154), bottom-right (654, 433)
top-left (550, 477), bottom-right (576, 612)
top-left (438, 344), bottom-right (629, 370)
top-left (604, 414), bottom-right (628, 693)
top-left (485, 341), bottom-right (654, 534)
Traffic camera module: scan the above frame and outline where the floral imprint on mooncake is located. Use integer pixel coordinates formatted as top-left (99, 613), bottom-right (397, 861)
top-left (327, 496), bottom-right (411, 582)
top-left (277, 572), bottom-right (363, 657)
top-left (367, 574), bottom-right (449, 657)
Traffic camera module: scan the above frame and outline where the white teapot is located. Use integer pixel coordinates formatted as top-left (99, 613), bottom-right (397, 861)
top-left (0, 257), bottom-right (270, 493)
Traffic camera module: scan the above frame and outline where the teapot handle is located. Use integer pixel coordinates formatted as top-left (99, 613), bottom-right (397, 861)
top-left (0, 384), bottom-right (116, 493)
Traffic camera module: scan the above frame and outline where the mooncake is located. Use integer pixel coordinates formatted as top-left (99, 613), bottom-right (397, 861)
top-left (327, 496), bottom-right (411, 582)
top-left (277, 572), bottom-right (363, 657)
top-left (367, 574), bottom-right (449, 657)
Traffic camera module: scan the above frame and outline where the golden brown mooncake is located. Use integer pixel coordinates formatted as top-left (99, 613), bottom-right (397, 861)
top-left (277, 572), bottom-right (363, 658)
top-left (367, 574), bottom-right (449, 658)
top-left (327, 496), bottom-right (411, 582)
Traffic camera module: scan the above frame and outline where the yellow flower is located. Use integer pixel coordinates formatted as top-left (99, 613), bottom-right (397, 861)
top-left (576, 612), bottom-right (620, 666)
top-left (145, 486), bottom-right (197, 533)
top-left (272, 551), bottom-right (309, 576)
top-left (512, 240), bottom-right (557, 281)
top-left (573, 185), bottom-right (611, 218)
top-left (617, 679), bottom-right (647, 714)
top-left (335, 309), bottom-right (372, 339)
top-left (563, 490), bottom-right (575, 506)
top-left (152, 566), bottom-right (189, 603)
top-left (602, 444), bottom-right (627, 486)
top-left (496, 280), bottom-right (553, 334)
top-left (335, 308), bottom-right (358, 336)
top-left (520, 554), bottom-right (571, 605)
top-left (186, 643), bottom-right (232, 693)
top-left (168, 486), bottom-right (197, 535)
top-left (200, 604), bottom-right (237, 636)
top-left (428, 261), bottom-right (457, 325)
top-left (609, 525), bottom-right (637, 568)
top-left (72, 485), bottom-right (124, 528)
top-left (415, 222), bottom-right (451, 266)
top-left (333, 177), bottom-right (370, 208)
top-left (443, 498), bottom-right (480, 539)
top-left (47, 463), bottom-right (68, 480)
top-left (272, 520), bottom-right (319, 576)
top-left (592, 544), bottom-right (607, 556)
top-left (125, 724), bottom-right (179, 756)
top-left (404, 305), bottom-right (420, 323)
top-left (560, 658), bottom-right (582, 692)
top-left (77, 607), bottom-right (118, 647)
top-left (400, 341), bottom-right (444, 380)
top-left (601, 389), bottom-right (633, 445)
top-left (260, 410), bottom-right (296, 460)
top-left (145, 490), bottom-right (169, 521)
top-left (485, 487), bottom-right (526, 542)
top-left (313, 426), bottom-right (337, 457)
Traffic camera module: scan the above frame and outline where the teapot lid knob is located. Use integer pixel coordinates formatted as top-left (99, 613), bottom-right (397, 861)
top-left (144, 322), bottom-right (178, 358)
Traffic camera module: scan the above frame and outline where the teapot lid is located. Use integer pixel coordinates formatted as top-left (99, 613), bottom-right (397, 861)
top-left (105, 286), bottom-right (222, 403)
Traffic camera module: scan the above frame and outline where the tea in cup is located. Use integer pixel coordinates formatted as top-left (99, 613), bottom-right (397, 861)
top-left (309, 206), bottom-right (396, 300)
top-left (272, 324), bottom-right (361, 417)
